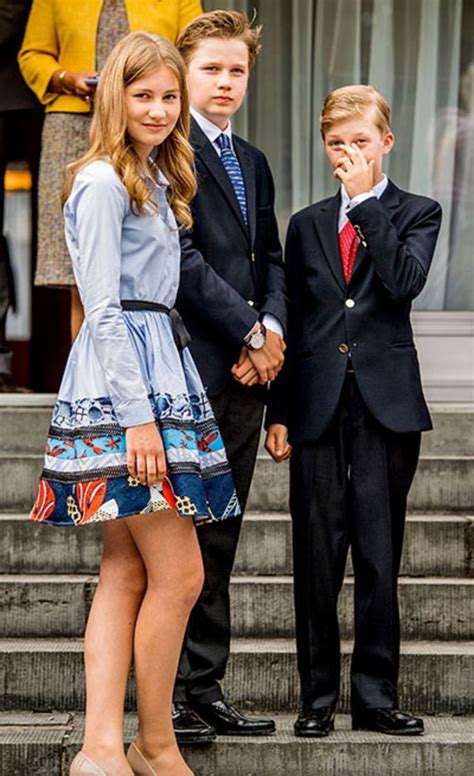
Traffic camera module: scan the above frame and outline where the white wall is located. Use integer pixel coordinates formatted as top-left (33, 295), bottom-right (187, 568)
top-left (414, 312), bottom-right (474, 404)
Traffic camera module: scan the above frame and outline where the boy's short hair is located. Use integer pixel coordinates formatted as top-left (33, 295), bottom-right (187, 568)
top-left (320, 85), bottom-right (392, 138)
top-left (176, 10), bottom-right (262, 69)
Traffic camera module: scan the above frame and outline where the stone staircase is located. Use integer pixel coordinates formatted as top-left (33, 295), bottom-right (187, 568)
top-left (0, 396), bottom-right (473, 775)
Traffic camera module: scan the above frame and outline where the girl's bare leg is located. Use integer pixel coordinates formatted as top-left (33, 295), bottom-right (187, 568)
top-left (81, 520), bottom-right (146, 774)
top-left (126, 509), bottom-right (204, 776)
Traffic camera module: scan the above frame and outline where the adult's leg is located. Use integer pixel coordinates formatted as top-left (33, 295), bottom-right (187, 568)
top-left (81, 519), bottom-right (147, 773)
top-left (126, 509), bottom-right (204, 774)
top-left (176, 382), bottom-right (264, 703)
top-left (289, 402), bottom-right (350, 711)
top-left (348, 376), bottom-right (421, 710)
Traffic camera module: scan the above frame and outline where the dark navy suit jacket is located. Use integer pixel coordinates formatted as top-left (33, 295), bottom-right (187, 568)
top-left (267, 180), bottom-right (442, 442)
top-left (177, 118), bottom-right (287, 397)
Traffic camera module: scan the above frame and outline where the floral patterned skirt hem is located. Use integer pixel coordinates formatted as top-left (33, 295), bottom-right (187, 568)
top-left (32, 469), bottom-right (239, 527)
top-left (31, 393), bottom-right (241, 528)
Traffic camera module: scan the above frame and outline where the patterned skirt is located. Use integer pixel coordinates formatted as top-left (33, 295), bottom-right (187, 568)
top-left (31, 311), bottom-right (240, 527)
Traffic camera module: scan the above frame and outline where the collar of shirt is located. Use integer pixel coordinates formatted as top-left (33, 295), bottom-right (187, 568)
top-left (142, 158), bottom-right (174, 223)
top-left (339, 174), bottom-right (388, 232)
top-left (142, 156), bottom-right (169, 190)
top-left (191, 107), bottom-right (234, 155)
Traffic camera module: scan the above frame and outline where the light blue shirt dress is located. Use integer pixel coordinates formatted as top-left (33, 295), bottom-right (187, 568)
top-left (31, 160), bottom-right (240, 527)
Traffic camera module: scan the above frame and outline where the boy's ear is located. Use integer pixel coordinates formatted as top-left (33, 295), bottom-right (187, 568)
top-left (382, 131), bottom-right (395, 155)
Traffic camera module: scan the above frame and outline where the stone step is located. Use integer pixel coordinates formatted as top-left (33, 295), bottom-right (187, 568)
top-left (247, 455), bottom-right (474, 513)
top-left (1, 397), bottom-right (472, 456)
top-left (1, 575), bottom-right (472, 641)
top-left (0, 712), bottom-right (472, 776)
top-left (1, 639), bottom-right (472, 714)
top-left (1, 453), bottom-right (473, 513)
top-left (1, 512), bottom-right (471, 577)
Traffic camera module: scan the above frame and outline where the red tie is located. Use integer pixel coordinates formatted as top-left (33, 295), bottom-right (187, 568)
top-left (339, 220), bottom-right (359, 283)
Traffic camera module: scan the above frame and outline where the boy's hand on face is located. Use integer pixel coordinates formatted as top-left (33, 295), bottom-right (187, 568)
top-left (265, 423), bottom-right (292, 463)
top-left (334, 143), bottom-right (376, 199)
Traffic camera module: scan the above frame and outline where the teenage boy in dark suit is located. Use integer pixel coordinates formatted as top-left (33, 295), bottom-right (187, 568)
top-left (173, 10), bottom-right (287, 742)
top-left (266, 85), bottom-right (441, 738)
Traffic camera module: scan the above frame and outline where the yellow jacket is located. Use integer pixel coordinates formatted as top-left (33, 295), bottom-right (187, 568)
top-left (18, 0), bottom-right (202, 113)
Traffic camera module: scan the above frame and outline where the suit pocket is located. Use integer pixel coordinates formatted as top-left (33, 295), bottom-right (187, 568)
top-left (390, 341), bottom-right (416, 350)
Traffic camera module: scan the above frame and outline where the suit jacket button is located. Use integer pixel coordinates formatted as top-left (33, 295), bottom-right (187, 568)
top-left (345, 298), bottom-right (355, 308)
top-left (338, 343), bottom-right (350, 354)
top-left (247, 300), bottom-right (255, 306)
top-left (251, 252), bottom-right (256, 262)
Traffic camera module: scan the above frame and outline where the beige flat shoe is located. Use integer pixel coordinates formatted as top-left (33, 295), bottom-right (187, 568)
top-left (126, 741), bottom-right (156, 775)
top-left (70, 752), bottom-right (107, 775)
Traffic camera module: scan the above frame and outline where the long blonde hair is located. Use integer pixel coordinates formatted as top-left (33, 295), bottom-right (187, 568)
top-left (64, 31), bottom-right (196, 228)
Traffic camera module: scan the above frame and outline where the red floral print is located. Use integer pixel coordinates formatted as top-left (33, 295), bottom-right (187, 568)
top-left (31, 480), bottom-right (56, 522)
top-left (75, 479), bottom-right (107, 524)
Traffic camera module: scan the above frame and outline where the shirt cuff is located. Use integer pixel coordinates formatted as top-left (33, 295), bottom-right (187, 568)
top-left (262, 313), bottom-right (284, 338)
top-left (114, 399), bottom-right (155, 429)
top-left (347, 191), bottom-right (376, 210)
top-left (244, 320), bottom-right (261, 342)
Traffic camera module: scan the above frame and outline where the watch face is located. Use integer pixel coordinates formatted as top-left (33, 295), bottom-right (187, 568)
top-left (251, 330), bottom-right (266, 349)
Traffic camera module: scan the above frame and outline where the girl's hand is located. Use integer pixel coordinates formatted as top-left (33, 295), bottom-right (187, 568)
top-left (265, 423), bottom-right (292, 463)
top-left (126, 422), bottom-right (167, 486)
top-left (333, 143), bottom-right (375, 199)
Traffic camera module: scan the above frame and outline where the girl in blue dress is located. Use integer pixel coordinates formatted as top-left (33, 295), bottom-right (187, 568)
top-left (31, 31), bottom-right (239, 776)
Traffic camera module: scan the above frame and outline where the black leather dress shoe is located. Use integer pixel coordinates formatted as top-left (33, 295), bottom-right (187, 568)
top-left (294, 707), bottom-right (335, 738)
top-left (193, 699), bottom-right (276, 736)
top-left (172, 702), bottom-right (216, 744)
top-left (352, 708), bottom-right (424, 736)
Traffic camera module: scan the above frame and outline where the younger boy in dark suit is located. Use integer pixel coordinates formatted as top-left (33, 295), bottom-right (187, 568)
top-left (173, 10), bottom-right (287, 741)
top-left (266, 85), bottom-right (441, 737)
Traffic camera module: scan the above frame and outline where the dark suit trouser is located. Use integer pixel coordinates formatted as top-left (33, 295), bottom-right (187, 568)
top-left (174, 380), bottom-right (265, 704)
top-left (289, 373), bottom-right (421, 711)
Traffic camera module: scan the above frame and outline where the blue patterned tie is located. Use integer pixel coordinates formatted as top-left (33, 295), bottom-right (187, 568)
top-left (216, 133), bottom-right (248, 225)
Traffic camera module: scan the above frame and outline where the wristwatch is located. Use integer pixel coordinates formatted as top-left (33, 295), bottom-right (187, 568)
top-left (245, 322), bottom-right (267, 351)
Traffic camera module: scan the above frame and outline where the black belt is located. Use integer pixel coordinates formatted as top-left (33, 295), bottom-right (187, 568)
top-left (121, 299), bottom-right (191, 351)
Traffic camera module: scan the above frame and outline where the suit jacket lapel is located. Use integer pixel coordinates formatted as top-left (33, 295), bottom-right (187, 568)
top-left (234, 138), bottom-right (256, 247)
top-left (190, 120), bottom-right (249, 239)
top-left (349, 179), bottom-right (401, 284)
top-left (313, 193), bottom-right (346, 291)
top-left (349, 240), bottom-right (367, 282)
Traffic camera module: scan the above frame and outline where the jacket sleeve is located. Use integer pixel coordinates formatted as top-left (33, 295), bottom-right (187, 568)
top-left (348, 196), bottom-right (442, 301)
top-left (177, 229), bottom-right (259, 346)
top-left (257, 153), bottom-right (288, 336)
top-left (265, 216), bottom-right (304, 429)
top-left (18, 0), bottom-right (60, 105)
top-left (69, 165), bottom-right (154, 429)
top-left (178, 0), bottom-right (203, 32)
